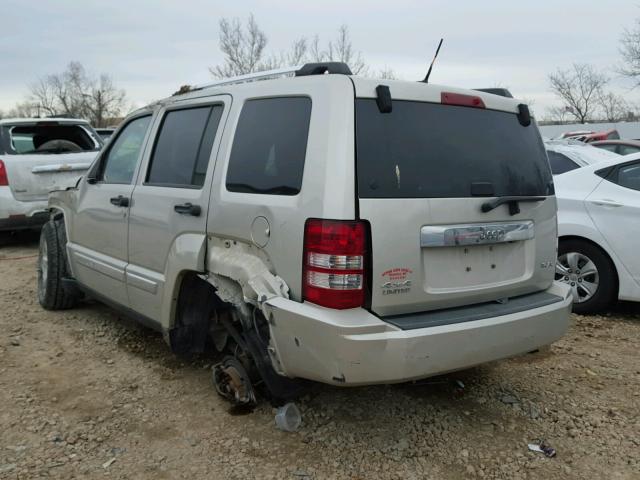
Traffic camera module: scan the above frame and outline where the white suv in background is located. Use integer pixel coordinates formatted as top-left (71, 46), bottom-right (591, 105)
top-left (0, 118), bottom-right (101, 231)
top-left (37, 63), bottom-right (572, 405)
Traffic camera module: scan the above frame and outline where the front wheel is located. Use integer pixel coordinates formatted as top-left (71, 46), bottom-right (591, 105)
top-left (556, 239), bottom-right (617, 314)
top-left (37, 220), bottom-right (77, 310)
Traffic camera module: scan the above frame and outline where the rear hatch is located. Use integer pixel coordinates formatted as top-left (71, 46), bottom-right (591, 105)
top-left (354, 85), bottom-right (557, 317)
top-left (0, 121), bottom-right (101, 201)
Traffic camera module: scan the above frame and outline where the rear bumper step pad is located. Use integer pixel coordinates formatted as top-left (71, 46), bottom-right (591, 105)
top-left (383, 291), bottom-right (563, 330)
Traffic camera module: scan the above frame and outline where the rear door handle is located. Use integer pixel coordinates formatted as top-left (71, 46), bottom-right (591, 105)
top-left (174, 203), bottom-right (201, 216)
top-left (110, 195), bottom-right (129, 207)
top-left (590, 199), bottom-right (623, 208)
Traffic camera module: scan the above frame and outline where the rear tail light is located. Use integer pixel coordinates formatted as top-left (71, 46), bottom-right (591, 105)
top-left (0, 160), bottom-right (8, 186)
top-left (303, 219), bottom-right (368, 309)
top-left (441, 92), bottom-right (486, 109)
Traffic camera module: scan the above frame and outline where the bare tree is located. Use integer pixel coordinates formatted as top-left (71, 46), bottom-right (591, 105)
top-left (84, 74), bottom-right (126, 127)
top-left (377, 67), bottom-right (397, 80)
top-left (7, 101), bottom-right (42, 118)
top-left (548, 63), bottom-right (608, 123)
top-left (310, 26), bottom-right (368, 75)
top-left (598, 91), bottom-right (629, 122)
top-left (620, 18), bottom-right (640, 86)
top-left (27, 62), bottom-right (126, 126)
top-left (545, 105), bottom-right (573, 124)
top-left (209, 14), bottom-right (268, 78)
top-left (210, 17), bottom-right (379, 78)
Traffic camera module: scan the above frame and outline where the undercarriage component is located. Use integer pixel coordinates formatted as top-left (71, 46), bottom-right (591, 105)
top-left (218, 310), bottom-right (308, 406)
top-left (213, 356), bottom-right (257, 406)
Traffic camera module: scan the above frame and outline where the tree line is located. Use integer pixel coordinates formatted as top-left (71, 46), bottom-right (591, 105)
top-left (0, 62), bottom-right (127, 128)
top-left (2, 14), bottom-right (640, 126)
top-left (545, 18), bottom-right (640, 124)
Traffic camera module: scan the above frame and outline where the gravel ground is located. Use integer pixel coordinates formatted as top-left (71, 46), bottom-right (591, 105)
top-left (0, 231), bottom-right (639, 480)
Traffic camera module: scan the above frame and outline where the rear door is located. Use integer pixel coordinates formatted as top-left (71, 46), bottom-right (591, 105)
top-left (355, 96), bottom-right (557, 316)
top-left (585, 160), bottom-right (640, 287)
top-left (0, 122), bottom-right (100, 201)
top-left (126, 96), bottom-right (229, 322)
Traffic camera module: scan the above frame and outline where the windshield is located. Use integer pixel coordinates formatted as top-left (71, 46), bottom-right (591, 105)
top-left (355, 99), bottom-right (554, 198)
top-left (1, 123), bottom-right (102, 155)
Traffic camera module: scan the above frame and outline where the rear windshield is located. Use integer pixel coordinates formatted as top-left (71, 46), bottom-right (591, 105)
top-left (355, 99), bottom-right (553, 198)
top-left (1, 123), bottom-right (102, 155)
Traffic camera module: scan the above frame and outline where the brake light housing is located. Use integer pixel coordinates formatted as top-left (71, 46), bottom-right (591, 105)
top-left (303, 219), bottom-right (368, 309)
top-left (441, 92), bottom-right (486, 109)
top-left (0, 160), bottom-right (8, 186)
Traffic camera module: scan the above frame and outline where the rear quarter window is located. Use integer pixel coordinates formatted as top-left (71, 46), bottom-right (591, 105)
top-left (547, 150), bottom-right (580, 175)
top-left (226, 97), bottom-right (312, 195)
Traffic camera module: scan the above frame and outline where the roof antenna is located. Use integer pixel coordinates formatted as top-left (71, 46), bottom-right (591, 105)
top-left (422, 38), bottom-right (443, 83)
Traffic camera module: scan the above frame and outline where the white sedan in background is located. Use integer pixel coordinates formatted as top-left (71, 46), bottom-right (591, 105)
top-left (545, 139), bottom-right (619, 175)
top-left (554, 153), bottom-right (640, 313)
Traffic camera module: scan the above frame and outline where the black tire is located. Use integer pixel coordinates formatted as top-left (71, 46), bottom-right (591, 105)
top-left (557, 239), bottom-right (617, 314)
top-left (37, 220), bottom-right (77, 310)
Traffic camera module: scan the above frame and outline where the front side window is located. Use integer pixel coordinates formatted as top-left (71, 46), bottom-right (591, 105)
top-left (100, 116), bottom-right (151, 184)
top-left (547, 150), bottom-right (580, 175)
top-left (226, 97), bottom-right (312, 195)
top-left (146, 105), bottom-right (223, 188)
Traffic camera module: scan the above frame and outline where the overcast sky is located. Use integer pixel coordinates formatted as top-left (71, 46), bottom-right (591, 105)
top-left (1, 0), bottom-right (639, 118)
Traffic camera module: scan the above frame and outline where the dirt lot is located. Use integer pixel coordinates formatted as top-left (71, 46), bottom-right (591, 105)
top-left (0, 232), bottom-right (638, 480)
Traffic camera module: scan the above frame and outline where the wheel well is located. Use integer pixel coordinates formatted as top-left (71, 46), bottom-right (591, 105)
top-left (170, 272), bottom-right (226, 355)
top-left (558, 235), bottom-right (619, 294)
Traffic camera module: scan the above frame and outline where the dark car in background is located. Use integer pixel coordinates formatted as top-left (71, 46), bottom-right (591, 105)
top-left (591, 139), bottom-right (640, 156)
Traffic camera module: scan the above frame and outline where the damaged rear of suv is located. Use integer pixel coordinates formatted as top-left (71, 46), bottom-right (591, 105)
top-left (38, 63), bottom-right (571, 405)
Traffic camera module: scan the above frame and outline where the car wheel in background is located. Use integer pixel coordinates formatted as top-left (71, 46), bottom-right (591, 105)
top-left (37, 220), bottom-right (77, 310)
top-left (556, 239), bottom-right (617, 314)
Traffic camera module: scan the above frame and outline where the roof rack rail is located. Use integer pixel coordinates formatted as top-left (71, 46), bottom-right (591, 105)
top-left (194, 62), bottom-right (353, 91)
top-left (295, 62), bottom-right (352, 76)
top-left (473, 88), bottom-right (513, 98)
top-left (196, 65), bottom-right (303, 90)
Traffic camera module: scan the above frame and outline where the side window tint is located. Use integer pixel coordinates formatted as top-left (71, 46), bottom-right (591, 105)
top-left (226, 97), bottom-right (312, 195)
top-left (547, 150), bottom-right (579, 175)
top-left (615, 162), bottom-right (640, 191)
top-left (146, 105), bottom-right (223, 187)
top-left (595, 144), bottom-right (618, 153)
top-left (101, 116), bottom-right (151, 184)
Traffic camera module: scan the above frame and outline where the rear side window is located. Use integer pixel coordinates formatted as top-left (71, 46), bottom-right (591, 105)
top-left (615, 162), bottom-right (640, 191)
top-left (226, 97), bottom-right (312, 195)
top-left (1, 124), bottom-right (101, 155)
top-left (147, 105), bottom-right (223, 187)
top-left (547, 150), bottom-right (580, 175)
top-left (355, 99), bottom-right (553, 198)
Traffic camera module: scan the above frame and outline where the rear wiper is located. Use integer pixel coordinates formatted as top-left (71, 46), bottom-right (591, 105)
top-left (481, 196), bottom-right (545, 216)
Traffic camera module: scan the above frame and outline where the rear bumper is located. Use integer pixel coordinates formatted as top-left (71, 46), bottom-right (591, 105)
top-left (265, 282), bottom-right (572, 385)
top-left (0, 187), bottom-right (49, 231)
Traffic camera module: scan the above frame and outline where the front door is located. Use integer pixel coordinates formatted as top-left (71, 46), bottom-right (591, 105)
top-left (67, 115), bottom-right (153, 306)
top-left (126, 96), bottom-right (229, 322)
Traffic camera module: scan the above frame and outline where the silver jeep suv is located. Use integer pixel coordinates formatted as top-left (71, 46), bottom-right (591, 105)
top-left (38, 63), bottom-right (571, 404)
